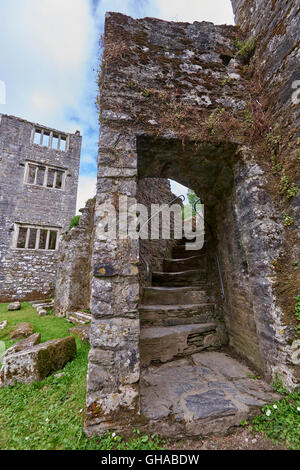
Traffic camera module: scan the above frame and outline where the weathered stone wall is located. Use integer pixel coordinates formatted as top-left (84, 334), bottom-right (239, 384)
top-left (85, 6), bottom-right (299, 436)
top-left (54, 197), bottom-right (95, 316)
top-left (231, 0), bottom-right (300, 385)
top-left (0, 114), bottom-right (81, 301)
top-left (138, 178), bottom-right (179, 287)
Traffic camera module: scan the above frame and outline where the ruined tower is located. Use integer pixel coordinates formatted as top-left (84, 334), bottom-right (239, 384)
top-left (0, 114), bottom-right (82, 301)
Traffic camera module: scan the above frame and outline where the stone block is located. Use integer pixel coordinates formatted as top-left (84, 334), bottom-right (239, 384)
top-left (10, 323), bottom-right (34, 340)
top-left (0, 336), bottom-right (76, 387)
top-left (2, 332), bottom-right (41, 359)
top-left (69, 325), bottom-right (90, 343)
top-left (8, 302), bottom-right (21, 311)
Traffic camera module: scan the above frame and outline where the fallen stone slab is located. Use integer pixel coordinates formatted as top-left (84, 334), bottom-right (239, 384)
top-left (10, 323), bottom-right (34, 340)
top-left (8, 302), bottom-right (21, 311)
top-left (2, 332), bottom-right (41, 359)
top-left (69, 326), bottom-right (90, 343)
top-left (0, 336), bottom-right (76, 387)
top-left (0, 321), bottom-right (7, 330)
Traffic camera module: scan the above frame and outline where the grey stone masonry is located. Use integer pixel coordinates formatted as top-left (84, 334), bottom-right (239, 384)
top-left (0, 114), bottom-right (81, 301)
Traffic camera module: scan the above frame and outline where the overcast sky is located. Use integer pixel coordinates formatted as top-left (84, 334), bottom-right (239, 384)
top-left (0, 0), bottom-right (234, 212)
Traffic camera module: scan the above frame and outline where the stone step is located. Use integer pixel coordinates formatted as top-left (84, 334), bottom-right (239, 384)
top-left (172, 246), bottom-right (205, 259)
top-left (140, 353), bottom-right (281, 439)
top-left (152, 269), bottom-right (207, 287)
top-left (163, 255), bottom-right (206, 272)
top-left (66, 311), bottom-right (92, 326)
top-left (139, 303), bottom-right (215, 327)
top-left (142, 286), bottom-right (209, 305)
top-left (140, 323), bottom-right (218, 366)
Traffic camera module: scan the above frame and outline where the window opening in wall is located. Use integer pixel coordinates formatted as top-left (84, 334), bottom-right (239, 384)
top-left (34, 129), bottom-right (42, 145)
top-left (39, 229), bottom-right (48, 249)
top-left (60, 136), bottom-right (67, 151)
top-left (46, 168), bottom-right (55, 188)
top-left (52, 134), bottom-right (59, 150)
top-left (16, 227), bottom-right (27, 249)
top-left (36, 166), bottom-right (46, 186)
top-left (24, 162), bottom-right (66, 190)
top-left (14, 224), bottom-right (59, 251)
top-left (48, 231), bottom-right (57, 250)
top-left (43, 132), bottom-right (50, 147)
top-left (33, 127), bottom-right (68, 151)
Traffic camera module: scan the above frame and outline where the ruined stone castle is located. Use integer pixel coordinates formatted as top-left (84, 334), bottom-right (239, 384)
top-left (0, 114), bottom-right (81, 301)
top-left (1, 0), bottom-right (299, 440)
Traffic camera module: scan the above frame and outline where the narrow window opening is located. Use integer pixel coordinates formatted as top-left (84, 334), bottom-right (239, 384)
top-left (48, 231), bottom-right (57, 250)
top-left (43, 132), bottom-right (50, 147)
top-left (28, 228), bottom-right (37, 249)
top-left (27, 165), bottom-right (36, 184)
top-left (39, 230), bottom-right (48, 249)
top-left (34, 129), bottom-right (42, 145)
top-left (60, 136), bottom-right (67, 151)
top-left (36, 166), bottom-right (46, 186)
top-left (55, 171), bottom-right (63, 189)
top-left (47, 168), bottom-right (56, 188)
top-left (17, 227), bottom-right (27, 249)
top-left (52, 134), bottom-right (59, 150)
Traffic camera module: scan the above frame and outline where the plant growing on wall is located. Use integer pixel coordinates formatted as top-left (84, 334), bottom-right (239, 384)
top-left (68, 215), bottom-right (80, 231)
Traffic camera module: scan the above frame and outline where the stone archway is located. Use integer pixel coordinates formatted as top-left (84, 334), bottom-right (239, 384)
top-left (84, 9), bottom-right (299, 436)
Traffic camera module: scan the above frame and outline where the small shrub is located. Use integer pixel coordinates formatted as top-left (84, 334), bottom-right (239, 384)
top-left (68, 215), bottom-right (80, 231)
top-left (236, 37), bottom-right (256, 64)
top-left (283, 212), bottom-right (294, 227)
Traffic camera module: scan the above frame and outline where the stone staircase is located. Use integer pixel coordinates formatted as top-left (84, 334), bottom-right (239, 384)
top-left (139, 240), bottom-right (280, 438)
top-left (140, 241), bottom-right (223, 366)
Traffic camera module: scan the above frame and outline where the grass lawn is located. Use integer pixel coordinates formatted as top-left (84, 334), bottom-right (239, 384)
top-left (0, 302), bottom-right (163, 450)
top-left (1, 303), bottom-right (298, 450)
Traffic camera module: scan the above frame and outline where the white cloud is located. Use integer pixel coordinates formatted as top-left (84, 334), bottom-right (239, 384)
top-left (153, 0), bottom-right (234, 24)
top-left (0, 0), bottom-right (96, 130)
top-left (76, 175), bottom-right (97, 213)
top-left (0, 0), bottom-right (234, 212)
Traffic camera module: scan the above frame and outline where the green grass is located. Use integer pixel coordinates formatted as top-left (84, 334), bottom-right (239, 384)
top-left (247, 376), bottom-right (300, 450)
top-left (0, 302), bottom-right (164, 450)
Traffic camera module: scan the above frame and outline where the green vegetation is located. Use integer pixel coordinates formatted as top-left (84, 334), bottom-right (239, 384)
top-left (208, 107), bottom-right (225, 135)
top-left (68, 215), bottom-right (80, 231)
top-left (295, 295), bottom-right (300, 334)
top-left (0, 302), bottom-right (70, 349)
top-left (222, 75), bottom-right (232, 86)
top-left (235, 36), bottom-right (256, 64)
top-left (0, 303), bottom-right (163, 450)
top-left (244, 108), bottom-right (254, 128)
top-left (251, 376), bottom-right (300, 450)
top-left (181, 189), bottom-right (201, 219)
top-left (282, 212), bottom-right (294, 227)
top-left (280, 169), bottom-right (298, 200)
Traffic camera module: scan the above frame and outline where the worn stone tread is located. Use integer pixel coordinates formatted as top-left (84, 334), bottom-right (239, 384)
top-left (140, 353), bottom-right (280, 438)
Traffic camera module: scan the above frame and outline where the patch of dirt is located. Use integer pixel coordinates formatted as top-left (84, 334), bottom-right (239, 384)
top-left (166, 428), bottom-right (286, 450)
